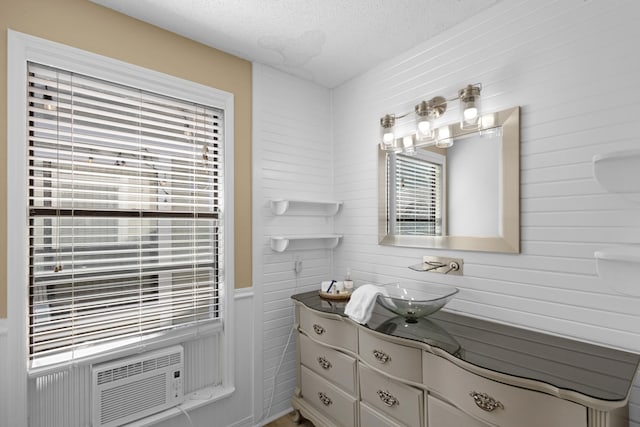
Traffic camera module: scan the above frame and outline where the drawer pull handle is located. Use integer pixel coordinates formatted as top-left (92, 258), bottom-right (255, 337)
top-left (317, 356), bottom-right (332, 370)
top-left (373, 349), bottom-right (391, 363)
top-left (318, 391), bottom-right (332, 406)
top-left (376, 390), bottom-right (399, 407)
top-left (469, 391), bottom-right (504, 412)
top-left (313, 324), bottom-right (325, 335)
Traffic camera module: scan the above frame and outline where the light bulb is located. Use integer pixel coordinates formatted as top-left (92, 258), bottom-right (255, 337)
top-left (435, 139), bottom-right (453, 148)
top-left (417, 119), bottom-right (432, 138)
top-left (463, 107), bottom-right (478, 121)
top-left (481, 113), bottom-right (496, 128)
top-left (435, 126), bottom-right (453, 148)
top-left (383, 131), bottom-right (395, 145)
top-left (403, 135), bottom-right (416, 155)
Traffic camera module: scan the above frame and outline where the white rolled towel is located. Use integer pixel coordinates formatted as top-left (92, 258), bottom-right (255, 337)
top-left (344, 284), bottom-right (387, 324)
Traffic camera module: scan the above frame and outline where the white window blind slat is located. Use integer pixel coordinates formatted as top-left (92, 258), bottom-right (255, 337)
top-left (27, 62), bottom-right (224, 368)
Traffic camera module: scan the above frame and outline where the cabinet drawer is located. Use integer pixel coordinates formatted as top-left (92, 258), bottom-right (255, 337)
top-left (428, 395), bottom-right (493, 427)
top-left (359, 401), bottom-right (404, 427)
top-left (300, 366), bottom-right (357, 427)
top-left (299, 333), bottom-right (357, 396)
top-left (359, 328), bottom-right (422, 382)
top-left (423, 352), bottom-right (586, 427)
top-left (359, 363), bottom-right (423, 427)
top-left (299, 307), bottom-right (357, 352)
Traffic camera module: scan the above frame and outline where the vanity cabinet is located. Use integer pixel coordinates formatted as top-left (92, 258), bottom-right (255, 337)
top-left (291, 291), bottom-right (640, 427)
top-left (299, 366), bottom-right (357, 427)
top-left (359, 401), bottom-right (405, 427)
top-left (299, 334), bottom-right (357, 395)
top-left (358, 327), bottom-right (422, 383)
top-left (423, 351), bottom-right (585, 427)
top-left (299, 305), bottom-right (357, 352)
top-left (295, 305), bottom-right (359, 426)
top-left (427, 395), bottom-right (491, 427)
top-left (359, 363), bottom-right (423, 427)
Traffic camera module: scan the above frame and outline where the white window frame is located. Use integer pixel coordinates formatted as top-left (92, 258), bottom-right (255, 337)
top-left (7, 30), bottom-right (235, 425)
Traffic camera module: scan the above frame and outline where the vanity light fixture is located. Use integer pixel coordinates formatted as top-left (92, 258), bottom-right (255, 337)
top-left (380, 114), bottom-right (397, 151)
top-left (379, 83), bottom-right (482, 153)
top-left (415, 96), bottom-right (447, 140)
top-left (459, 84), bottom-right (482, 130)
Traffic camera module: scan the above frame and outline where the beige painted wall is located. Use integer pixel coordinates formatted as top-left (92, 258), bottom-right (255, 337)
top-left (0, 0), bottom-right (253, 318)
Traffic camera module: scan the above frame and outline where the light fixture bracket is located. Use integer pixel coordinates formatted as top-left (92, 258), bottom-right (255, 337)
top-left (415, 96), bottom-right (447, 119)
top-left (458, 84), bottom-right (481, 102)
top-left (380, 114), bottom-right (395, 128)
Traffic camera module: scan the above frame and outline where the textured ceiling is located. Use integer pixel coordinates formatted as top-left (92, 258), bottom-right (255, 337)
top-left (91, 0), bottom-right (500, 88)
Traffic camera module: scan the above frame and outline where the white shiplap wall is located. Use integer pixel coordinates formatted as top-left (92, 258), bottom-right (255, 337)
top-left (331, 0), bottom-right (640, 425)
top-left (252, 63), bottom-right (335, 423)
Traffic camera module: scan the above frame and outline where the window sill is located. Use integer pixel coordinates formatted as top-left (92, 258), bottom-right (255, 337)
top-left (126, 384), bottom-right (236, 427)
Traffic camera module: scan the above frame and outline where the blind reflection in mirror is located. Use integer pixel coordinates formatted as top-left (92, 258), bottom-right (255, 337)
top-left (388, 150), bottom-right (445, 236)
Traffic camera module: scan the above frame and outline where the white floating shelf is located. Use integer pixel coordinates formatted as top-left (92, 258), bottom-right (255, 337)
top-left (270, 234), bottom-right (343, 252)
top-left (595, 246), bottom-right (640, 297)
top-left (593, 150), bottom-right (640, 202)
top-left (270, 199), bottom-right (343, 216)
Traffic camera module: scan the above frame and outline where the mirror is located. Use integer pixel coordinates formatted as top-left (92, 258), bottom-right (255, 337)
top-left (378, 106), bottom-right (520, 253)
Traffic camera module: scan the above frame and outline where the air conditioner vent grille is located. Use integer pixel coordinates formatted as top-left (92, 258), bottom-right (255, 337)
top-left (127, 362), bottom-right (142, 376)
top-left (100, 374), bottom-right (166, 424)
top-left (143, 359), bottom-right (156, 372)
top-left (170, 352), bottom-right (181, 365)
top-left (96, 350), bottom-right (182, 386)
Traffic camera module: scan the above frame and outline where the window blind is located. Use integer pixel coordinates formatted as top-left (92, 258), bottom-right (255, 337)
top-left (390, 153), bottom-right (442, 236)
top-left (27, 62), bottom-right (224, 367)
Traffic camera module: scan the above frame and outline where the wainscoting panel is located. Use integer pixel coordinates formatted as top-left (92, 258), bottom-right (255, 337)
top-left (0, 321), bottom-right (7, 427)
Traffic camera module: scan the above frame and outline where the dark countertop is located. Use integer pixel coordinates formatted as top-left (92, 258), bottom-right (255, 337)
top-left (292, 290), bottom-right (640, 402)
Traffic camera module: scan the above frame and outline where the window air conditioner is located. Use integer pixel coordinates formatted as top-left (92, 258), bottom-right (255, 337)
top-left (91, 345), bottom-right (184, 427)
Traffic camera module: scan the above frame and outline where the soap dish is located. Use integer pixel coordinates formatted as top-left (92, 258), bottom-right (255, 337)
top-left (319, 290), bottom-right (352, 300)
